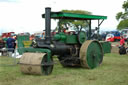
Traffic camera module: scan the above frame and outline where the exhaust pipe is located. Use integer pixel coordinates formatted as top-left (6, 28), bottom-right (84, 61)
top-left (45, 7), bottom-right (51, 44)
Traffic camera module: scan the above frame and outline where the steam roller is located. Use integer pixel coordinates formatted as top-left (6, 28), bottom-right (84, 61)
top-left (19, 7), bottom-right (108, 75)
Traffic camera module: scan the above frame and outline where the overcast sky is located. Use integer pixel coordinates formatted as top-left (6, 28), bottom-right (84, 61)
top-left (0, 0), bottom-right (125, 34)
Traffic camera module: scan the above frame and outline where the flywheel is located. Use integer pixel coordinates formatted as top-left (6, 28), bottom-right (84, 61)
top-left (80, 40), bottom-right (103, 69)
top-left (19, 52), bottom-right (53, 75)
top-left (78, 31), bottom-right (87, 44)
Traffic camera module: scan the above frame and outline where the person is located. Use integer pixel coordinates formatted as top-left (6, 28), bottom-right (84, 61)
top-left (120, 36), bottom-right (125, 46)
top-left (0, 37), bottom-right (5, 49)
top-left (0, 37), bottom-right (5, 55)
top-left (6, 36), bottom-right (16, 53)
top-left (102, 33), bottom-right (106, 41)
top-left (127, 38), bottom-right (128, 45)
top-left (119, 36), bottom-right (126, 55)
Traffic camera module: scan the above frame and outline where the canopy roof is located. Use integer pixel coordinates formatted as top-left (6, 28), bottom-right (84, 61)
top-left (42, 12), bottom-right (107, 20)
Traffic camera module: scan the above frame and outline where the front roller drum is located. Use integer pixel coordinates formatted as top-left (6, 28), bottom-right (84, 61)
top-left (80, 40), bottom-right (103, 69)
top-left (19, 53), bottom-right (53, 75)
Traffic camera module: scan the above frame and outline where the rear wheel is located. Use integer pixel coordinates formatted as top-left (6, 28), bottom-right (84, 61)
top-left (80, 40), bottom-right (103, 69)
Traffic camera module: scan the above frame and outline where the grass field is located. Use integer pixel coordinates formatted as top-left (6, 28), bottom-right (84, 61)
top-left (0, 53), bottom-right (128, 85)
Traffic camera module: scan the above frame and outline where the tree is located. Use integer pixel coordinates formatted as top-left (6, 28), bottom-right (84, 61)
top-left (116, 0), bottom-right (128, 30)
top-left (116, 12), bottom-right (123, 21)
top-left (117, 19), bottom-right (128, 30)
top-left (56, 10), bottom-right (91, 31)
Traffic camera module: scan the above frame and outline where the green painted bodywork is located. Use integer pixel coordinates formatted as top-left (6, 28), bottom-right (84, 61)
top-left (17, 35), bottom-right (30, 54)
top-left (43, 12), bottom-right (107, 20)
top-left (66, 35), bottom-right (78, 44)
top-left (19, 47), bottom-right (51, 62)
top-left (54, 32), bottom-right (67, 43)
top-left (53, 32), bottom-right (78, 44)
top-left (100, 41), bottom-right (111, 54)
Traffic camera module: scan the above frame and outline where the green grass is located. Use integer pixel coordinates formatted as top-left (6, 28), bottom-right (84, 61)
top-left (0, 54), bottom-right (128, 85)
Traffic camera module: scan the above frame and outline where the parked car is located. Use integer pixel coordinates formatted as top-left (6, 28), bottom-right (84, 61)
top-left (121, 29), bottom-right (128, 40)
top-left (106, 31), bottom-right (120, 42)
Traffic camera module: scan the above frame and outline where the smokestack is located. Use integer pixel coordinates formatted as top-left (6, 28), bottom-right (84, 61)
top-left (45, 7), bottom-right (51, 44)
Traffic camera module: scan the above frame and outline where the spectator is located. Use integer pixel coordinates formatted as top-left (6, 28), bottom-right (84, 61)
top-left (119, 36), bottom-right (126, 55)
top-left (6, 36), bottom-right (16, 53)
top-left (120, 36), bottom-right (125, 46)
top-left (0, 37), bottom-right (6, 56)
top-left (127, 38), bottom-right (128, 45)
top-left (102, 33), bottom-right (106, 41)
top-left (0, 37), bottom-right (5, 49)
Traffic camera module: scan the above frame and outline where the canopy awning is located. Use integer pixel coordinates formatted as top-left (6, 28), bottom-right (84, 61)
top-left (42, 12), bottom-right (107, 20)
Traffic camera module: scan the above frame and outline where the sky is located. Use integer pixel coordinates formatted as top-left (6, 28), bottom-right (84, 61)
top-left (0, 0), bottom-right (125, 34)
